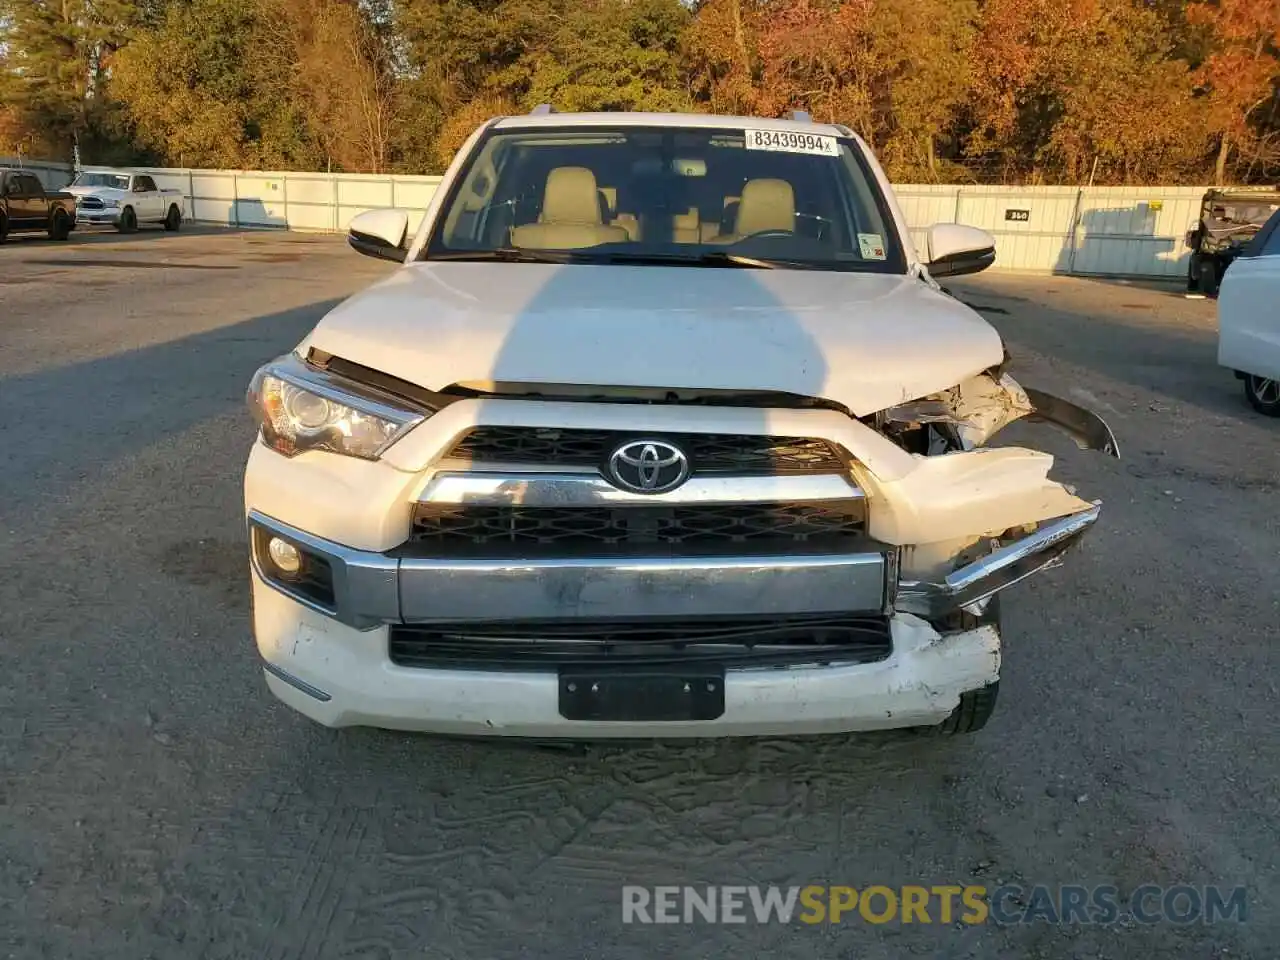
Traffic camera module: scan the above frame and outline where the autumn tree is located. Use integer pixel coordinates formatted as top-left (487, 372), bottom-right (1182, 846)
top-left (1187, 0), bottom-right (1280, 184)
top-left (0, 0), bottom-right (142, 162)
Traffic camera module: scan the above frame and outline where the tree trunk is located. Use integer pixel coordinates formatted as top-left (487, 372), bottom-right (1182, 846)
top-left (927, 135), bottom-right (936, 178)
top-left (1214, 135), bottom-right (1230, 186)
top-left (730, 0), bottom-right (747, 60)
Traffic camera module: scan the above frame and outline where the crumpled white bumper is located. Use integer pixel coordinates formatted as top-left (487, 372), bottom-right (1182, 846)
top-left (253, 573), bottom-right (1001, 738)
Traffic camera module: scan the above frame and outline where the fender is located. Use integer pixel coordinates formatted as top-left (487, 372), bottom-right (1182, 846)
top-left (1021, 386), bottom-right (1120, 458)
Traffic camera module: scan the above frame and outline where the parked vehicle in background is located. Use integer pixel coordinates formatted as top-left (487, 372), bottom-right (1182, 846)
top-left (66, 169), bottom-right (184, 233)
top-left (1186, 187), bottom-right (1280, 296)
top-left (1218, 207), bottom-right (1280, 415)
top-left (244, 107), bottom-right (1118, 742)
top-left (0, 169), bottom-right (76, 242)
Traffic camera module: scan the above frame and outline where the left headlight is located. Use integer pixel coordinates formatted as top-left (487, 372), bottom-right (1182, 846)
top-left (247, 353), bottom-right (429, 460)
top-left (102, 198), bottom-right (119, 208)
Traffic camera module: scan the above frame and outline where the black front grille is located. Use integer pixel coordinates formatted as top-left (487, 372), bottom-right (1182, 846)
top-left (76, 197), bottom-right (104, 210)
top-left (389, 615), bottom-right (893, 669)
top-left (446, 427), bottom-right (844, 475)
top-left (409, 500), bottom-right (866, 547)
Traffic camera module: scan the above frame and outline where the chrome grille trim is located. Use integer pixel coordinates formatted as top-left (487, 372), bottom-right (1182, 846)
top-left (417, 471), bottom-right (864, 508)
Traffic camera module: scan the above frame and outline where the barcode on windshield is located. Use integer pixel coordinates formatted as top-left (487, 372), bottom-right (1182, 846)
top-left (744, 129), bottom-right (840, 156)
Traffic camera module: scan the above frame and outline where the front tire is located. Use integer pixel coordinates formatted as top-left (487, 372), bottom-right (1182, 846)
top-left (1245, 375), bottom-right (1280, 417)
top-left (118, 207), bottom-right (137, 234)
top-left (0, 212), bottom-right (8, 244)
top-left (49, 210), bottom-right (72, 241)
top-left (164, 204), bottom-right (182, 232)
top-left (926, 597), bottom-right (1002, 736)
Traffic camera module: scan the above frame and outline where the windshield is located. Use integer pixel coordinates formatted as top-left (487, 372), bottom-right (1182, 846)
top-left (73, 173), bottom-right (130, 190)
top-left (425, 125), bottom-right (905, 273)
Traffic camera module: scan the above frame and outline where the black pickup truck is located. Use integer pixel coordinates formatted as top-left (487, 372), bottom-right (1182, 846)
top-left (0, 169), bottom-right (77, 242)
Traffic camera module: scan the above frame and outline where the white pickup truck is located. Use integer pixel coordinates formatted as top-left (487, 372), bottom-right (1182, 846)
top-left (66, 170), bottom-right (184, 233)
top-left (244, 107), bottom-right (1118, 741)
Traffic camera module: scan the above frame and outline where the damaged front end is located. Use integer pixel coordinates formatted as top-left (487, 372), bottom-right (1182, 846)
top-left (864, 368), bottom-right (1118, 621)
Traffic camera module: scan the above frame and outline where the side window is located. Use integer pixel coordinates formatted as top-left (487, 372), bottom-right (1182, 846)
top-left (135, 176), bottom-right (157, 192)
top-left (1257, 210), bottom-right (1280, 257)
top-left (17, 174), bottom-right (42, 195)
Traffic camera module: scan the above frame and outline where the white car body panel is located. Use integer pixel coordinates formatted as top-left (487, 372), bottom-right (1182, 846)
top-left (302, 262), bottom-right (1005, 418)
top-left (245, 109), bottom-right (1111, 737)
top-left (1218, 254), bottom-right (1280, 381)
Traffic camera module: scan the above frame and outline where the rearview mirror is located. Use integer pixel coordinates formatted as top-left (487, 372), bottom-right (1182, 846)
top-left (348, 209), bottom-right (410, 262)
top-left (925, 223), bottom-right (996, 278)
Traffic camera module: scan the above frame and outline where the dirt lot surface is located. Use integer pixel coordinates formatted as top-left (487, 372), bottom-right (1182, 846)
top-left (1, 227), bottom-right (1276, 959)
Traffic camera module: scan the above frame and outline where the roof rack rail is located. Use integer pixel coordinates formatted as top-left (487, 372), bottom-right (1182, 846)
top-left (786, 109), bottom-right (812, 123)
top-left (530, 104), bottom-right (557, 115)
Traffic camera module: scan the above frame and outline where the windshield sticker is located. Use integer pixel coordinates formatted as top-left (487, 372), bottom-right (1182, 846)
top-left (743, 129), bottom-right (840, 156)
top-left (858, 233), bottom-right (887, 260)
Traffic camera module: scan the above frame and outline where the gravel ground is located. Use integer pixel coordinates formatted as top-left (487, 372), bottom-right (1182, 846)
top-left (1, 227), bottom-right (1276, 959)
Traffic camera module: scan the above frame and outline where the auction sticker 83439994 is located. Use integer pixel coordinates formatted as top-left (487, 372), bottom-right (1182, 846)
top-left (744, 129), bottom-right (841, 156)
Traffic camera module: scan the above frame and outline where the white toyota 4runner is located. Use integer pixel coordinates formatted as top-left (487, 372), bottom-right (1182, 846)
top-left (244, 108), bottom-right (1118, 739)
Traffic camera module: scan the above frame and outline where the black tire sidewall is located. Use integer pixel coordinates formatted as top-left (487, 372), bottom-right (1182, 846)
top-left (1201, 258), bottom-right (1219, 296)
top-left (165, 205), bottom-right (181, 231)
top-left (1245, 375), bottom-right (1280, 417)
top-left (49, 210), bottom-right (71, 240)
top-left (0, 213), bottom-right (7, 243)
top-left (121, 208), bottom-right (137, 233)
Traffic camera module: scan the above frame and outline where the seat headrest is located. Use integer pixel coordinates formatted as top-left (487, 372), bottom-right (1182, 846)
top-left (736, 179), bottom-right (795, 237)
top-left (540, 167), bottom-right (603, 224)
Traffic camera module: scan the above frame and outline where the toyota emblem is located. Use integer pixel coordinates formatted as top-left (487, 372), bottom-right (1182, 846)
top-left (606, 439), bottom-right (691, 494)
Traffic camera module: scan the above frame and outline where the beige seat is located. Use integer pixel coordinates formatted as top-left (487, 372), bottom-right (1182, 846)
top-left (673, 207), bottom-right (701, 244)
top-left (710, 179), bottom-right (796, 243)
top-left (510, 167), bottom-right (630, 249)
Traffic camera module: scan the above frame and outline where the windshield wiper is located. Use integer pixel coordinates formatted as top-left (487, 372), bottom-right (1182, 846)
top-left (427, 248), bottom-right (578, 264)
top-left (596, 251), bottom-right (781, 269)
top-left (428, 248), bottom-right (825, 269)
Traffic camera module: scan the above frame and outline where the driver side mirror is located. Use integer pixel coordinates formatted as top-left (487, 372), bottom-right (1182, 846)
top-left (924, 223), bottom-right (996, 278)
top-left (348, 208), bottom-right (410, 263)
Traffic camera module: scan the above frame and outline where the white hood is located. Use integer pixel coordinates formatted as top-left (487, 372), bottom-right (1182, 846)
top-left (305, 262), bottom-right (1005, 416)
top-left (66, 185), bottom-right (127, 201)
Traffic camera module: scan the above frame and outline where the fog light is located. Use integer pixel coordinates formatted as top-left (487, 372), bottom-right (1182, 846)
top-left (266, 536), bottom-right (302, 575)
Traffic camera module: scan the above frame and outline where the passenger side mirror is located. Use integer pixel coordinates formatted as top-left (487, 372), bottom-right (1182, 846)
top-left (348, 209), bottom-right (410, 263)
top-left (924, 223), bottom-right (996, 278)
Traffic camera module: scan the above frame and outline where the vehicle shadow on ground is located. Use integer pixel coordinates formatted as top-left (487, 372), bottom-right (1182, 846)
top-left (0, 298), bottom-right (342, 518)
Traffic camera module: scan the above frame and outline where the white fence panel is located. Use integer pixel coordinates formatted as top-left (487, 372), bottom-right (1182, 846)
top-left (9, 157), bottom-right (1223, 278)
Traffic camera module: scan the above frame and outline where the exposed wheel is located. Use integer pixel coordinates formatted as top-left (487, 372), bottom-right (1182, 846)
top-left (118, 206), bottom-right (137, 233)
top-left (922, 597), bottom-right (1002, 736)
top-left (49, 210), bottom-right (72, 241)
top-left (934, 683), bottom-right (1000, 736)
top-left (1187, 254), bottom-right (1201, 292)
top-left (1245, 375), bottom-right (1280, 417)
top-left (0, 212), bottom-right (7, 244)
top-left (164, 204), bottom-right (182, 232)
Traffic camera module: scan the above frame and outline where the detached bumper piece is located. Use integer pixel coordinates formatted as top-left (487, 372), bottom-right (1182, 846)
top-left (895, 505), bottom-right (1100, 618)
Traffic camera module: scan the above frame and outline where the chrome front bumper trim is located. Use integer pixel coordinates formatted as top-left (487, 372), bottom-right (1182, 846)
top-left (419, 470), bottom-right (864, 507)
top-left (248, 510), bottom-right (890, 628)
top-left (895, 505), bottom-right (1100, 618)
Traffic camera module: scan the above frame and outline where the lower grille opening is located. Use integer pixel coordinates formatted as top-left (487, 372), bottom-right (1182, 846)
top-left (389, 615), bottom-right (893, 670)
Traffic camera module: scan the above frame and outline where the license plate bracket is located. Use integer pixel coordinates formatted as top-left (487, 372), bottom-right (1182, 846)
top-left (558, 666), bottom-right (726, 722)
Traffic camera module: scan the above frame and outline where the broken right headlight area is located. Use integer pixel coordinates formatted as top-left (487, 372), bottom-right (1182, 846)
top-left (873, 371), bottom-right (1119, 459)
top-left (867, 370), bottom-right (1118, 621)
